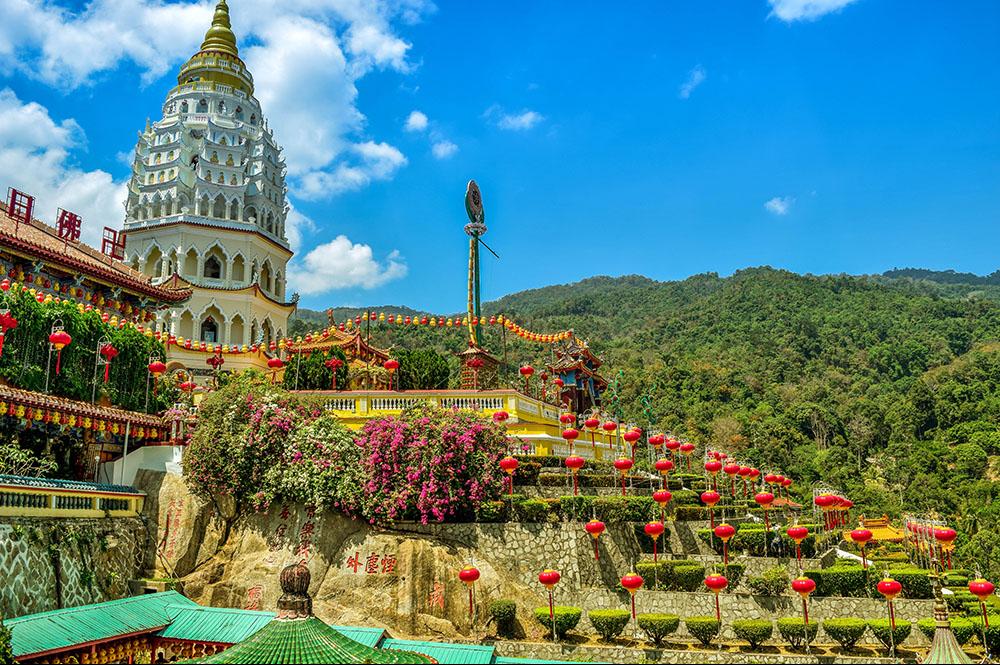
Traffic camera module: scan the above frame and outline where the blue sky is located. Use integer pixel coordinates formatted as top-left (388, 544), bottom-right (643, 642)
top-left (1, 0), bottom-right (998, 313)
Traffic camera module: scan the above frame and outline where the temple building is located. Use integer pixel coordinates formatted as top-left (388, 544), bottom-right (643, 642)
top-left (547, 337), bottom-right (607, 414)
top-left (123, 0), bottom-right (295, 375)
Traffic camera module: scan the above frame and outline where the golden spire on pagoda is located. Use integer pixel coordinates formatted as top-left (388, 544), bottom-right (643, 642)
top-left (199, 0), bottom-right (239, 58)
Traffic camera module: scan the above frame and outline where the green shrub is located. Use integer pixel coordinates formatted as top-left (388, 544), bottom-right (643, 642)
top-left (732, 619), bottom-right (773, 649)
top-left (476, 500), bottom-right (508, 522)
top-left (593, 496), bottom-right (655, 522)
top-left (720, 563), bottom-right (744, 592)
top-left (636, 561), bottom-right (674, 591)
top-left (944, 589), bottom-right (977, 613)
top-left (822, 618), bottom-right (867, 650)
top-left (866, 619), bottom-right (911, 649)
top-left (670, 489), bottom-right (700, 505)
top-left (804, 564), bottom-right (867, 597)
top-left (558, 495), bottom-right (594, 520)
top-left (776, 617), bottom-right (819, 648)
top-left (684, 616), bottom-right (721, 646)
top-left (637, 613), bottom-right (680, 646)
top-left (970, 616), bottom-right (1000, 652)
top-left (588, 609), bottom-right (631, 641)
top-left (917, 617), bottom-right (974, 646)
top-left (747, 566), bottom-right (789, 596)
top-left (533, 606), bottom-right (582, 639)
top-left (512, 461), bottom-right (541, 485)
top-left (674, 506), bottom-right (706, 521)
top-left (489, 600), bottom-right (516, 637)
top-left (890, 568), bottom-right (932, 599)
top-left (674, 564), bottom-right (706, 592)
top-left (513, 499), bottom-right (554, 522)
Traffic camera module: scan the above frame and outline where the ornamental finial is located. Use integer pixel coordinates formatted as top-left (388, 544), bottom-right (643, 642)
top-left (199, 0), bottom-right (239, 58)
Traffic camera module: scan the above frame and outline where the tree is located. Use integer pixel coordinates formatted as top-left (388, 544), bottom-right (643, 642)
top-left (281, 347), bottom-right (348, 390)
top-left (0, 618), bottom-right (13, 665)
top-left (0, 439), bottom-right (56, 477)
top-left (395, 349), bottom-right (450, 390)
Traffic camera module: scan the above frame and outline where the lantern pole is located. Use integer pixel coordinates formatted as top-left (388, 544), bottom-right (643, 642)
top-left (91, 335), bottom-right (110, 404)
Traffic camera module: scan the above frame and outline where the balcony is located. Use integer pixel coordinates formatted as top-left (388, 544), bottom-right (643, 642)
top-left (0, 474), bottom-right (145, 518)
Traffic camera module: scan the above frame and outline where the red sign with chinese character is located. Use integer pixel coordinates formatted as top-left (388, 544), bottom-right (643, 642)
top-left (101, 227), bottom-right (126, 260)
top-left (6, 188), bottom-right (34, 225)
top-left (56, 209), bottom-right (82, 242)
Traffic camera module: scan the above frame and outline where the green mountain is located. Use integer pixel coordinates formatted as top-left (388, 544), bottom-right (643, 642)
top-left (291, 267), bottom-right (1000, 573)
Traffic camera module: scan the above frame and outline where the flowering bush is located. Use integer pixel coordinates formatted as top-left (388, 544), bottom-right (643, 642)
top-left (354, 404), bottom-right (507, 524)
top-left (185, 376), bottom-right (309, 536)
top-left (262, 413), bottom-right (365, 513)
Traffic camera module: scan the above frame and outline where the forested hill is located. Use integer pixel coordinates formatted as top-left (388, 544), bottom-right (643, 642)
top-left (293, 267), bottom-right (1000, 571)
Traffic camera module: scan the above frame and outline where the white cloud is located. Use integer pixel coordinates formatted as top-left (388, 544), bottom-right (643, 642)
top-left (0, 88), bottom-right (125, 247)
top-left (287, 235), bottom-right (407, 294)
top-left (484, 105), bottom-right (544, 131)
top-left (767, 0), bottom-right (860, 22)
top-left (284, 205), bottom-right (317, 254)
top-left (678, 65), bottom-right (706, 99)
top-left (431, 140), bottom-right (458, 159)
top-left (404, 110), bottom-right (428, 132)
top-left (1, 0), bottom-right (435, 204)
top-left (295, 141), bottom-right (407, 199)
top-left (764, 196), bottom-right (795, 216)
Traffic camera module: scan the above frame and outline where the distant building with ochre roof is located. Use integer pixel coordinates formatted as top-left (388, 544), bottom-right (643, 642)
top-left (847, 514), bottom-right (905, 542)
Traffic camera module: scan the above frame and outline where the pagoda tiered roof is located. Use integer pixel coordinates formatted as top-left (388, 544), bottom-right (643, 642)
top-left (0, 201), bottom-right (191, 304)
top-left (289, 327), bottom-right (390, 363)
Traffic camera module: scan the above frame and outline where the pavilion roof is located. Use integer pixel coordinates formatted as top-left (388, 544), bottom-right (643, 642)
top-left (0, 383), bottom-right (164, 429)
top-left (289, 328), bottom-right (390, 362)
top-left (857, 514), bottom-right (906, 542)
top-left (186, 616), bottom-right (433, 664)
top-left (6, 591), bottom-right (197, 659)
top-left (0, 201), bottom-right (191, 304)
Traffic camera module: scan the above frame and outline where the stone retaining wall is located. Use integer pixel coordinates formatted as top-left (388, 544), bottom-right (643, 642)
top-left (0, 517), bottom-right (148, 618)
top-left (493, 640), bottom-right (917, 664)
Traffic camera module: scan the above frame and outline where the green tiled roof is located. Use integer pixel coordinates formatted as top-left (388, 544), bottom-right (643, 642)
top-left (381, 639), bottom-right (494, 664)
top-left (7, 591), bottom-right (197, 658)
top-left (187, 616), bottom-right (433, 664)
top-left (158, 606), bottom-right (276, 644)
top-left (331, 624), bottom-right (388, 648)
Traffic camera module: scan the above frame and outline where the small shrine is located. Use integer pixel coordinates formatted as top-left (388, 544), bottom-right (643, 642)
top-left (547, 336), bottom-right (607, 413)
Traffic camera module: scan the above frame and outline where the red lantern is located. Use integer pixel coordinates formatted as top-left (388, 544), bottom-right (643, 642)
top-left (934, 528), bottom-right (958, 570)
top-left (613, 457), bottom-right (633, 496)
top-left (601, 421), bottom-right (617, 450)
top-left (654, 458), bottom-right (674, 477)
top-left (791, 577), bottom-right (817, 624)
top-left (324, 357), bottom-right (344, 390)
top-left (384, 358), bottom-right (400, 390)
top-left (714, 523), bottom-right (736, 565)
top-left (585, 519), bottom-right (605, 560)
top-left (539, 568), bottom-right (561, 639)
top-left (564, 454), bottom-right (585, 495)
top-left (877, 578), bottom-right (903, 631)
top-left (584, 417), bottom-right (600, 429)
top-left (754, 491), bottom-right (775, 539)
top-left (559, 413), bottom-right (575, 425)
top-left (99, 343), bottom-right (118, 383)
top-left (48, 329), bottom-right (72, 375)
top-left (704, 574), bottom-right (728, 622)
top-left (148, 360), bottom-right (166, 377)
top-left (0, 310), bottom-right (18, 357)
top-left (701, 490), bottom-right (721, 529)
top-left (519, 365), bottom-right (534, 393)
top-left (969, 578), bottom-right (995, 628)
top-left (850, 529), bottom-right (874, 569)
top-left (786, 525), bottom-right (809, 564)
top-left (492, 410), bottom-right (510, 423)
top-left (458, 565), bottom-right (480, 617)
top-left (622, 429), bottom-right (641, 460)
top-left (499, 456), bottom-right (519, 495)
top-left (644, 521), bottom-right (665, 562)
top-left (652, 489), bottom-right (672, 522)
top-left (620, 572), bottom-right (644, 621)
top-left (704, 459), bottom-right (722, 484)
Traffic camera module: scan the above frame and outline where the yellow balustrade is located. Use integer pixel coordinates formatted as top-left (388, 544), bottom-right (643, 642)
top-left (0, 482), bottom-right (144, 519)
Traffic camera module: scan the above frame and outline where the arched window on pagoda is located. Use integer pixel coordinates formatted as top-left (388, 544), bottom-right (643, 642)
top-left (235, 106), bottom-right (244, 120)
top-left (198, 99), bottom-right (208, 112)
top-left (201, 317), bottom-right (218, 343)
top-left (180, 101), bottom-right (189, 114)
top-left (204, 256), bottom-right (222, 279)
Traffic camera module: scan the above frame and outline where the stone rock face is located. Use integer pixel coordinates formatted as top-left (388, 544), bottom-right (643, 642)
top-left (141, 472), bottom-right (934, 646)
top-left (0, 517), bottom-right (147, 618)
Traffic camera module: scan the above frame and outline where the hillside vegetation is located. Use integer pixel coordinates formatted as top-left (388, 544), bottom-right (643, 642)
top-left (293, 267), bottom-right (1000, 574)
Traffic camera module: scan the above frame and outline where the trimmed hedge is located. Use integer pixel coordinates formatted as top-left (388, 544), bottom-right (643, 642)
top-left (674, 506), bottom-right (706, 521)
top-left (637, 613), bottom-right (679, 646)
top-left (559, 495), bottom-right (594, 521)
top-left (593, 495), bottom-right (656, 522)
top-left (822, 618), bottom-right (867, 650)
top-left (732, 619), bottom-right (773, 649)
top-left (970, 616), bottom-right (1000, 653)
top-left (804, 564), bottom-right (868, 598)
top-left (747, 566), bottom-right (789, 597)
top-left (588, 609), bottom-right (631, 641)
top-left (512, 461), bottom-right (542, 485)
top-left (489, 600), bottom-right (517, 637)
top-left (533, 606), bottom-right (582, 639)
top-left (675, 564), bottom-right (707, 592)
top-left (866, 619), bottom-right (911, 649)
top-left (636, 560), bottom-right (705, 592)
top-left (684, 616), bottom-right (720, 646)
top-left (917, 617), bottom-right (974, 646)
top-left (776, 617), bottom-right (818, 648)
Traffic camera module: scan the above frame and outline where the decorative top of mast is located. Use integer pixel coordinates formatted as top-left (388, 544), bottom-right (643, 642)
top-left (199, 0), bottom-right (239, 58)
top-left (464, 180), bottom-right (486, 237)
